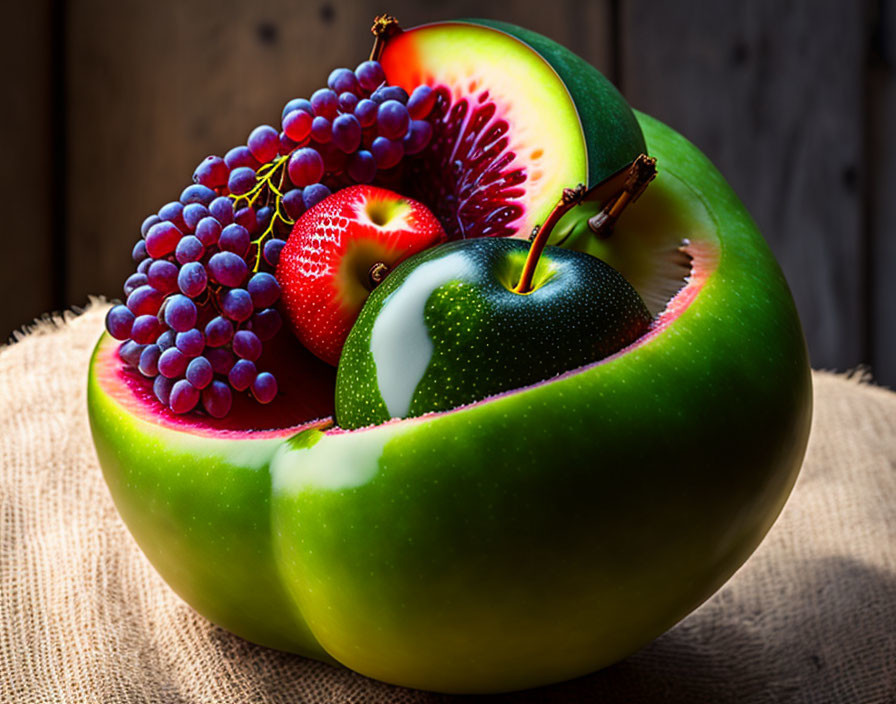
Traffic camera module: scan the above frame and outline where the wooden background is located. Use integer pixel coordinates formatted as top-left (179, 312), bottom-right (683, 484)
top-left (3, 0), bottom-right (894, 386)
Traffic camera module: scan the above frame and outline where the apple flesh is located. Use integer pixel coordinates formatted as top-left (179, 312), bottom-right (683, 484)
top-left (335, 238), bottom-right (652, 428)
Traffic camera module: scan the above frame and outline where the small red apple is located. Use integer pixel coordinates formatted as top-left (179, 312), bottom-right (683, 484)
top-left (277, 185), bottom-right (447, 365)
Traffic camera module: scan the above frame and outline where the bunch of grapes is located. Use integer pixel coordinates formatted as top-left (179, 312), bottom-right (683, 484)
top-left (105, 60), bottom-right (442, 416)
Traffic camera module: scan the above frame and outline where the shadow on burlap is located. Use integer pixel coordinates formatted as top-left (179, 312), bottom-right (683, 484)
top-left (1, 304), bottom-right (894, 703)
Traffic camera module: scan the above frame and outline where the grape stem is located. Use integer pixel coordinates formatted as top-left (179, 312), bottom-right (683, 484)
top-left (229, 152), bottom-right (296, 273)
top-left (512, 154), bottom-right (657, 294)
top-left (370, 14), bottom-right (401, 61)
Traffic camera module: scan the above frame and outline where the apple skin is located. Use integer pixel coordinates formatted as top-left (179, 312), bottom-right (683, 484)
top-left (267, 111), bottom-right (812, 692)
top-left (87, 112), bottom-right (812, 693)
top-left (334, 238), bottom-right (652, 428)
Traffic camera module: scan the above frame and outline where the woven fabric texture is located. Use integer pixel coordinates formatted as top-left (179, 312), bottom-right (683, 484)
top-left (1, 304), bottom-right (894, 703)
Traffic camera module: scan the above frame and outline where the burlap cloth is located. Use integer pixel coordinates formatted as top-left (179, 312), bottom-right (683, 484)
top-left (1, 303), bottom-right (894, 704)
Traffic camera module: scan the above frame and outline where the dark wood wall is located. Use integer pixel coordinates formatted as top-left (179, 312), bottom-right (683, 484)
top-left (3, 0), bottom-right (894, 386)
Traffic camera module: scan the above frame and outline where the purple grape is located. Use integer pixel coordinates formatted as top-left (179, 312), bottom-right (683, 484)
top-left (193, 155), bottom-right (228, 188)
top-left (119, 340), bottom-right (145, 367)
top-left (206, 348), bottom-right (235, 375)
top-left (279, 131), bottom-right (298, 155)
top-left (328, 67), bottom-right (360, 95)
top-left (158, 347), bottom-right (188, 379)
top-left (204, 316), bottom-right (234, 347)
top-left (209, 196), bottom-right (234, 225)
top-left (347, 151), bottom-right (376, 184)
top-left (175, 328), bottom-right (204, 357)
top-left (182, 203), bottom-right (209, 231)
top-left (311, 88), bottom-right (338, 119)
top-left (228, 359), bottom-right (257, 391)
top-left (141, 214), bottom-right (161, 237)
top-left (137, 258), bottom-right (152, 275)
top-left (371, 85), bottom-right (408, 105)
top-left (208, 252), bottom-right (248, 287)
top-left (228, 166), bottom-right (257, 196)
top-left (126, 285), bottom-right (164, 316)
top-left (131, 314), bottom-right (162, 344)
top-left (180, 184), bottom-right (216, 206)
top-left (377, 100), bottom-right (410, 140)
top-left (202, 381), bottom-right (233, 418)
top-left (251, 308), bottom-right (282, 341)
top-left (288, 148), bottom-right (324, 187)
top-left (195, 216), bottom-right (222, 246)
top-left (338, 91), bottom-right (359, 113)
top-left (169, 379), bottom-right (200, 414)
top-left (281, 98), bottom-right (313, 120)
top-left (123, 272), bottom-right (147, 297)
top-left (262, 238), bottom-right (286, 267)
top-left (164, 294), bottom-right (197, 333)
top-left (147, 260), bottom-right (179, 294)
top-left (157, 329), bottom-right (176, 351)
top-left (319, 144), bottom-right (348, 174)
top-left (310, 116), bottom-right (332, 144)
top-left (371, 136), bottom-right (404, 169)
top-left (407, 85), bottom-right (436, 119)
top-left (219, 224), bottom-right (251, 257)
top-left (248, 125), bottom-right (279, 164)
top-left (281, 190), bottom-right (305, 221)
top-left (224, 145), bottom-right (261, 170)
top-left (232, 329), bottom-right (262, 361)
top-left (105, 305), bottom-right (135, 340)
top-left (404, 119), bottom-right (433, 155)
top-left (354, 99), bottom-right (378, 127)
top-left (332, 114), bottom-right (362, 153)
top-left (144, 221), bottom-right (181, 258)
top-left (138, 344), bottom-right (161, 377)
top-left (355, 61), bottom-right (385, 93)
top-left (153, 375), bottom-right (175, 406)
top-left (303, 183), bottom-right (332, 209)
top-left (256, 206), bottom-right (273, 231)
top-left (251, 372), bottom-right (278, 404)
top-left (132, 240), bottom-right (148, 263)
top-left (221, 288), bottom-right (253, 322)
top-left (186, 356), bottom-right (213, 390)
top-left (159, 201), bottom-right (186, 230)
top-left (234, 207), bottom-right (258, 235)
top-left (178, 261), bottom-right (207, 298)
top-left (247, 272), bottom-right (280, 309)
top-left (175, 235), bottom-right (204, 264)
top-left (283, 109), bottom-right (313, 143)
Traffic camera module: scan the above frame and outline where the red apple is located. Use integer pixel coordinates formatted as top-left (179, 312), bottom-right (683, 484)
top-left (277, 185), bottom-right (447, 365)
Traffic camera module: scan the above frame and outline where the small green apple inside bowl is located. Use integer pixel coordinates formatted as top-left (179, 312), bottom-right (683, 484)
top-left (87, 17), bottom-right (812, 695)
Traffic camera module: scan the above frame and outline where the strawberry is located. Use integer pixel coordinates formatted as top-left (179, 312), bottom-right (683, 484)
top-left (277, 185), bottom-right (447, 365)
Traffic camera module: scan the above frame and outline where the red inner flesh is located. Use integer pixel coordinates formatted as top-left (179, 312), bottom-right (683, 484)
top-left (379, 87), bottom-right (527, 240)
top-left (99, 331), bottom-right (335, 437)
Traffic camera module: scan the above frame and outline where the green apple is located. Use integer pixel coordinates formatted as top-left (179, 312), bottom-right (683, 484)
top-left (335, 238), bottom-right (652, 428)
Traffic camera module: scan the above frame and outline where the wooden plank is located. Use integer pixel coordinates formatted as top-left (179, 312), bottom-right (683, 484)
top-left (871, 0), bottom-right (896, 388)
top-left (65, 1), bottom-right (611, 311)
top-left (1, 1), bottom-right (54, 340)
top-left (621, 0), bottom-right (867, 372)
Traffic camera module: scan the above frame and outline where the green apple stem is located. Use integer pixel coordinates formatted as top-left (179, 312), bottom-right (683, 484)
top-left (587, 154), bottom-right (657, 238)
top-left (370, 14), bottom-right (401, 61)
top-left (513, 154), bottom-right (657, 294)
top-left (513, 185), bottom-right (587, 294)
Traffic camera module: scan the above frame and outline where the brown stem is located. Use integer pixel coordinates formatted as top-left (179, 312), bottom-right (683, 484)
top-left (370, 14), bottom-right (401, 61)
top-left (513, 185), bottom-right (586, 294)
top-left (368, 261), bottom-right (391, 288)
top-left (587, 154), bottom-right (657, 238)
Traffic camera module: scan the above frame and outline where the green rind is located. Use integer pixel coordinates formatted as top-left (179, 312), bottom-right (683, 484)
top-left (268, 112), bottom-right (812, 692)
top-left (86, 338), bottom-right (332, 662)
top-left (465, 19), bottom-right (646, 186)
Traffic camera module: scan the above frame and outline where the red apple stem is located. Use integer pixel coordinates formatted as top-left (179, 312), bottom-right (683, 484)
top-left (513, 185), bottom-right (587, 294)
top-left (370, 14), bottom-right (401, 61)
top-left (513, 154), bottom-right (657, 294)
